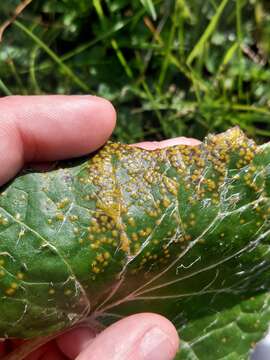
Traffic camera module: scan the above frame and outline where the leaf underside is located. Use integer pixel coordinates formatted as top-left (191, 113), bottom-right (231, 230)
top-left (1, 127), bottom-right (270, 359)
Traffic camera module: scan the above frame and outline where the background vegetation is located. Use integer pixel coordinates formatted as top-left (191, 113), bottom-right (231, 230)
top-left (0, 0), bottom-right (270, 143)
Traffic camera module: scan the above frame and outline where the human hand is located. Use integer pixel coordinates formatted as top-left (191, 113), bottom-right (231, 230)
top-left (0, 95), bottom-right (181, 360)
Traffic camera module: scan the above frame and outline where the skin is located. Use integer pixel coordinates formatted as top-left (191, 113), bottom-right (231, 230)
top-left (0, 95), bottom-right (200, 360)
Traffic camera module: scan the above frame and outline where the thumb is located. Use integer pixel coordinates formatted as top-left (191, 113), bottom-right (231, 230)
top-left (75, 313), bottom-right (179, 360)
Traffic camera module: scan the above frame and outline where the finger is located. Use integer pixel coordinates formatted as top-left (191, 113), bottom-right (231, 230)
top-left (0, 95), bottom-right (116, 185)
top-left (39, 345), bottom-right (68, 360)
top-left (75, 313), bottom-right (179, 360)
top-left (56, 327), bottom-right (96, 359)
top-left (24, 342), bottom-right (55, 360)
top-left (133, 136), bottom-right (201, 150)
top-left (24, 341), bottom-right (67, 360)
top-left (0, 340), bottom-right (6, 358)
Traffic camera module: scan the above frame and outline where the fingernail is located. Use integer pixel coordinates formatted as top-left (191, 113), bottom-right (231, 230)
top-left (140, 326), bottom-right (176, 360)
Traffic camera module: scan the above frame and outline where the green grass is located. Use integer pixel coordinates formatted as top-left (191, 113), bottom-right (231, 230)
top-left (0, 0), bottom-right (269, 143)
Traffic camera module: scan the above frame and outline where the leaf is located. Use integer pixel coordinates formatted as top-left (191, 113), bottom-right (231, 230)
top-left (1, 127), bottom-right (270, 359)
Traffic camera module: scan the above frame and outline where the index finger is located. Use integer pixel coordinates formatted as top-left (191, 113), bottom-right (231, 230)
top-left (0, 95), bottom-right (116, 185)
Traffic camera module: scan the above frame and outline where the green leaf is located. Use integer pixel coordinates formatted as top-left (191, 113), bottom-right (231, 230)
top-left (1, 127), bottom-right (270, 359)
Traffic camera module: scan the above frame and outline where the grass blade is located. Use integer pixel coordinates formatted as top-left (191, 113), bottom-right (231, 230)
top-left (0, 78), bottom-right (12, 96)
top-left (187, 0), bottom-right (230, 65)
top-left (13, 20), bottom-right (91, 92)
top-left (140, 0), bottom-right (157, 20)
